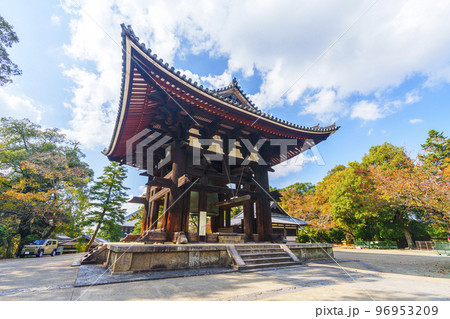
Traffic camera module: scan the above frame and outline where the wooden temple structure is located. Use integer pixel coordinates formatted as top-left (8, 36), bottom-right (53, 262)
top-left (103, 25), bottom-right (339, 243)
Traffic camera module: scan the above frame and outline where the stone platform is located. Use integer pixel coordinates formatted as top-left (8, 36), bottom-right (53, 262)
top-left (92, 242), bottom-right (333, 275)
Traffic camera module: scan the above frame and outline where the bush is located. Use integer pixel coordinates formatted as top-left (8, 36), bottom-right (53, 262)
top-left (75, 242), bottom-right (88, 252)
top-left (0, 224), bottom-right (8, 247)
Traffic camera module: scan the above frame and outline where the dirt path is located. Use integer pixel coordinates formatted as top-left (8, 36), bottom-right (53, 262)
top-left (333, 248), bottom-right (450, 279)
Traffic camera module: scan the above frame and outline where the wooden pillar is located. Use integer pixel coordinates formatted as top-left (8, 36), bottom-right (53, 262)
top-left (210, 215), bottom-right (219, 233)
top-left (149, 196), bottom-right (160, 230)
top-left (181, 190), bottom-right (191, 233)
top-left (198, 176), bottom-right (208, 241)
top-left (161, 195), bottom-right (169, 230)
top-left (225, 208), bottom-right (231, 227)
top-left (243, 184), bottom-right (254, 240)
top-left (141, 184), bottom-right (151, 234)
top-left (254, 165), bottom-right (272, 241)
top-left (166, 141), bottom-right (186, 239)
top-left (218, 194), bottom-right (225, 230)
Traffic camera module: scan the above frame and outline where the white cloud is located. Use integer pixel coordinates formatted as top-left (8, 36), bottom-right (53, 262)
top-left (368, 128), bottom-right (373, 135)
top-left (404, 90), bottom-right (421, 104)
top-left (61, 66), bottom-right (119, 149)
top-left (50, 15), bottom-right (61, 26)
top-left (60, 0), bottom-right (450, 147)
top-left (350, 89), bottom-right (421, 122)
top-left (270, 153), bottom-right (319, 180)
top-left (300, 89), bottom-right (345, 122)
top-left (409, 118), bottom-right (423, 124)
top-left (351, 100), bottom-right (383, 121)
top-left (201, 70), bottom-right (233, 89)
top-left (0, 88), bottom-right (43, 123)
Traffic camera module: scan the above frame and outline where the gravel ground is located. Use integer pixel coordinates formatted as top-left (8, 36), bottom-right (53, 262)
top-left (0, 249), bottom-right (448, 301)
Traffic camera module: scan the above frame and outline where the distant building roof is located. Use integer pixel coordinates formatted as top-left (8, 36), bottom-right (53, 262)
top-left (121, 209), bottom-right (141, 228)
top-left (55, 234), bottom-right (72, 242)
top-left (231, 202), bottom-right (308, 227)
top-left (61, 235), bottom-right (109, 246)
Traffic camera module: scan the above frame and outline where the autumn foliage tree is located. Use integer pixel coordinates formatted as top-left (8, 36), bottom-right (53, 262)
top-left (0, 118), bottom-right (92, 256)
top-left (278, 133), bottom-right (449, 247)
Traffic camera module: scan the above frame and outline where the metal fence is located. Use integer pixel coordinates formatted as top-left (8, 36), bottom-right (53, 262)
top-left (415, 241), bottom-right (435, 250)
top-left (354, 241), bottom-right (398, 249)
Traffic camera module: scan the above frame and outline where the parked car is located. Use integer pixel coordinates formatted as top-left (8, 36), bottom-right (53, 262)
top-left (20, 239), bottom-right (59, 257)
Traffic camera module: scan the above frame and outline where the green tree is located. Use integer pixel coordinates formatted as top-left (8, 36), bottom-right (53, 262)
top-left (277, 182), bottom-right (316, 195)
top-left (84, 162), bottom-right (129, 251)
top-left (420, 130), bottom-right (449, 170)
top-left (0, 16), bottom-right (22, 85)
top-left (0, 117), bottom-right (92, 256)
top-left (59, 187), bottom-right (90, 238)
top-left (98, 222), bottom-right (123, 242)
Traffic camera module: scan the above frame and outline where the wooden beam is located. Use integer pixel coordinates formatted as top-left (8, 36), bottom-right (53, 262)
top-left (177, 174), bottom-right (191, 187)
top-left (190, 184), bottom-right (257, 197)
top-left (215, 195), bottom-right (251, 207)
top-left (148, 187), bottom-right (170, 203)
top-left (146, 176), bottom-right (174, 188)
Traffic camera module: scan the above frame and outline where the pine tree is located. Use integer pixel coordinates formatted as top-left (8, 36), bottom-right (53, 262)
top-left (420, 130), bottom-right (449, 170)
top-left (85, 162), bottom-right (129, 251)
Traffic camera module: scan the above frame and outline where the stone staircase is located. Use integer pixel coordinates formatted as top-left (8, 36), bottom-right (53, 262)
top-left (80, 244), bottom-right (107, 264)
top-left (230, 244), bottom-right (301, 271)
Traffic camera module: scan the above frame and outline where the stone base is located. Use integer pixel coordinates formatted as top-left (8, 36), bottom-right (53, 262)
top-left (286, 243), bottom-right (334, 261)
top-left (100, 242), bottom-right (333, 275)
top-left (106, 243), bottom-right (231, 274)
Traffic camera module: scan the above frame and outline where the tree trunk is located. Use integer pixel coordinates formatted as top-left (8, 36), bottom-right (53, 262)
top-left (16, 227), bottom-right (33, 257)
top-left (42, 225), bottom-right (56, 239)
top-left (6, 236), bottom-right (16, 258)
top-left (402, 226), bottom-right (415, 249)
top-left (395, 208), bottom-right (414, 249)
top-left (344, 231), bottom-right (355, 244)
top-left (86, 222), bottom-right (102, 252)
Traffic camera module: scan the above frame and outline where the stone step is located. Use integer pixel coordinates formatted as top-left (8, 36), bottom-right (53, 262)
top-left (240, 252), bottom-right (289, 258)
top-left (236, 248), bottom-right (285, 254)
top-left (237, 261), bottom-right (299, 271)
top-left (242, 256), bottom-right (293, 265)
top-left (235, 244), bottom-right (282, 249)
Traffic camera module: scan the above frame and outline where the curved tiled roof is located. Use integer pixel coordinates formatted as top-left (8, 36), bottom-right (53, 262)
top-left (120, 24), bottom-right (339, 133)
top-left (103, 24), bottom-right (340, 164)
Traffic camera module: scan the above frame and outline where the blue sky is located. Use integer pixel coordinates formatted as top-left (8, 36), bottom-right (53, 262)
top-left (1, 1), bottom-right (450, 210)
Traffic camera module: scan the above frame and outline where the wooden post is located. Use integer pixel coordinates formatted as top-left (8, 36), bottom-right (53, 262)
top-left (149, 196), bottom-right (160, 230)
top-left (161, 195), bottom-right (169, 230)
top-left (198, 175), bottom-right (208, 241)
top-left (181, 190), bottom-right (191, 233)
top-left (254, 165), bottom-right (272, 241)
top-left (243, 184), bottom-right (254, 240)
top-left (211, 215), bottom-right (219, 233)
top-left (141, 184), bottom-right (151, 234)
top-left (166, 140), bottom-right (186, 238)
top-left (225, 208), bottom-right (231, 227)
top-left (218, 194), bottom-right (225, 230)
